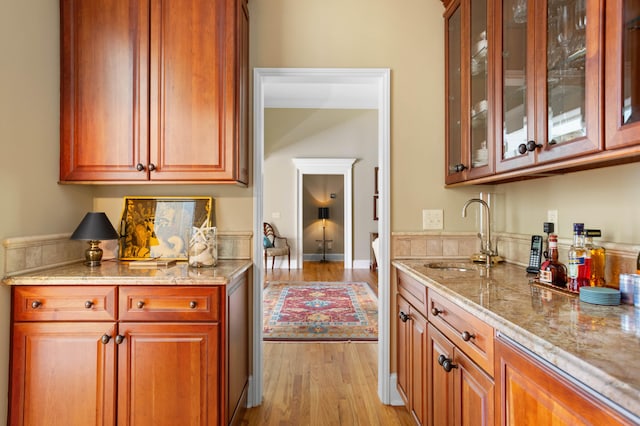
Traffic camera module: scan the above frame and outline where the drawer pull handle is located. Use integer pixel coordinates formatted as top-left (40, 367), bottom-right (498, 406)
top-left (101, 334), bottom-right (111, 344)
top-left (85, 301), bottom-right (94, 309)
top-left (31, 300), bottom-right (42, 309)
top-left (461, 331), bottom-right (475, 342)
top-left (136, 301), bottom-right (145, 309)
top-left (115, 335), bottom-right (125, 345)
top-left (438, 354), bottom-right (457, 372)
top-left (190, 301), bottom-right (198, 309)
top-left (431, 307), bottom-right (442, 316)
top-left (398, 311), bottom-right (410, 322)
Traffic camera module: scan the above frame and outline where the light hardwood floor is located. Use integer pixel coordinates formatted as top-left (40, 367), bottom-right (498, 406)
top-left (240, 262), bottom-right (414, 425)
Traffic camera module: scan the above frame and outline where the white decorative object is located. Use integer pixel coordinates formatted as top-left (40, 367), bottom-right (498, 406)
top-left (188, 225), bottom-right (217, 268)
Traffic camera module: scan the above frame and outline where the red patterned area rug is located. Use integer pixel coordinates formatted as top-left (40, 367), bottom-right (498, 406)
top-left (263, 281), bottom-right (378, 341)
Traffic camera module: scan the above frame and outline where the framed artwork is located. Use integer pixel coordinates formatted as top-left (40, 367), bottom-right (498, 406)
top-left (118, 196), bottom-right (213, 260)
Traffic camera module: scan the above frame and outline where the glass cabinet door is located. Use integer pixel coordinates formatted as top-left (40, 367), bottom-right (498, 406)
top-left (497, 0), bottom-right (601, 172)
top-left (536, 0), bottom-right (601, 163)
top-left (496, 0), bottom-right (535, 171)
top-left (446, 4), bottom-right (463, 183)
top-left (469, 0), bottom-right (491, 174)
top-left (605, 0), bottom-right (640, 148)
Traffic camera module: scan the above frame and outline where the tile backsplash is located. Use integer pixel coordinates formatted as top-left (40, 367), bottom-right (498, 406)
top-left (392, 231), bottom-right (640, 288)
top-left (3, 231), bottom-right (253, 276)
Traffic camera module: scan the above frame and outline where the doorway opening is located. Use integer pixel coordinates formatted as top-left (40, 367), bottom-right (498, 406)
top-left (252, 68), bottom-right (393, 406)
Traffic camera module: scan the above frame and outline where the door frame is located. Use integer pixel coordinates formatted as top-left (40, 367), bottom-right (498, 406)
top-left (293, 158), bottom-right (356, 269)
top-left (251, 68), bottom-right (394, 406)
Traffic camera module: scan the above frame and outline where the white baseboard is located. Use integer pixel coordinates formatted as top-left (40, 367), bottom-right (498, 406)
top-left (388, 373), bottom-right (405, 406)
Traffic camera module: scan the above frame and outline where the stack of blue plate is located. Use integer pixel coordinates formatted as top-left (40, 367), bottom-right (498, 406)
top-left (579, 287), bottom-right (621, 306)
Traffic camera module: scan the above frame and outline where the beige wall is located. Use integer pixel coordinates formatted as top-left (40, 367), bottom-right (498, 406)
top-left (263, 108), bottom-right (378, 265)
top-left (1, 0), bottom-right (640, 422)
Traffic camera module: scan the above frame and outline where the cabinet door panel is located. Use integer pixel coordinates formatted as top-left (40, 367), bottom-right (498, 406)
top-left (397, 295), bottom-right (411, 405)
top-left (150, 0), bottom-right (234, 181)
top-left (410, 311), bottom-right (428, 426)
top-left (10, 322), bottom-right (116, 426)
top-left (605, 0), bottom-right (640, 149)
top-left (496, 337), bottom-right (635, 426)
top-left (117, 322), bottom-right (220, 426)
top-left (428, 324), bottom-right (455, 426)
top-left (60, 0), bottom-right (149, 181)
top-left (455, 349), bottom-right (494, 426)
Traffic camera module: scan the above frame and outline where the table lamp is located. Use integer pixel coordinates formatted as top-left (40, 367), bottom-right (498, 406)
top-left (70, 212), bottom-right (120, 266)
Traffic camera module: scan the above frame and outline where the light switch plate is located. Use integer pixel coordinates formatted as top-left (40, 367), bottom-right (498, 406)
top-left (423, 209), bottom-right (444, 230)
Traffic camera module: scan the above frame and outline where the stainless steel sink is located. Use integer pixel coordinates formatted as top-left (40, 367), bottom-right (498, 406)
top-left (425, 262), bottom-right (478, 272)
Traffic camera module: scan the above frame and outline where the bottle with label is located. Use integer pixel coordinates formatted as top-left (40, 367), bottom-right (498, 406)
top-left (539, 234), bottom-right (567, 287)
top-left (568, 223), bottom-right (589, 292)
top-left (585, 229), bottom-right (605, 287)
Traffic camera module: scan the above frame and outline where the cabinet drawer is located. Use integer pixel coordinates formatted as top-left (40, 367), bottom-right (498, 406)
top-left (12, 286), bottom-right (116, 321)
top-left (428, 289), bottom-right (494, 376)
top-left (119, 286), bottom-right (220, 321)
top-left (397, 270), bottom-right (428, 317)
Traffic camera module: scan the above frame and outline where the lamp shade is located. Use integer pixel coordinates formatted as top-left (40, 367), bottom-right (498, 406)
top-left (70, 212), bottom-right (119, 241)
top-left (318, 207), bottom-right (330, 220)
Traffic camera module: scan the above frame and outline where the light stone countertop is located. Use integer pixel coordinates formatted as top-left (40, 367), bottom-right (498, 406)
top-left (393, 259), bottom-right (640, 423)
top-left (2, 259), bottom-right (252, 286)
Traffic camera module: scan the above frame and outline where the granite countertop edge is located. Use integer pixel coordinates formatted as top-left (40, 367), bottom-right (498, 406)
top-left (2, 259), bottom-right (253, 286)
top-left (393, 259), bottom-right (640, 422)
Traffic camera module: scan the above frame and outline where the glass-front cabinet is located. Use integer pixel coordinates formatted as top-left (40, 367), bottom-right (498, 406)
top-left (495, 0), bottom-right (602, 173)
top-left (605, 0), bottom-right (640, 149)
top-left (445, 0), bottom-right (494, 184)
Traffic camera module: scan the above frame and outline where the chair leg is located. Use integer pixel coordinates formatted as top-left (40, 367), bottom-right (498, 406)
top-left (264, 252), bottom-right (267, 270)
top-left (287, 251), bottom-right (290, 270)
top-left (272, 255), bottom-right (275, 270)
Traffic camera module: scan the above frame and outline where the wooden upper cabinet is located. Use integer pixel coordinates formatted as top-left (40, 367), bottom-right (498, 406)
top-left (495, 0), bottom-right (602, 173)
top-left (605, 0), bottom-right (640, 150)
top-left (444, 0), bottom-right (495, 184)
top-left (60, 0), bottom-right (249, 184)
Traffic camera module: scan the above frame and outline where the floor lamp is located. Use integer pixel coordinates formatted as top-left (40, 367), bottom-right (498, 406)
top-left (318, 207), bottom-right (329, 262)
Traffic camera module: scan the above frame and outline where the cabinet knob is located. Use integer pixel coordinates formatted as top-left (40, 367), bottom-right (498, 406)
top-left (101, 334), bottom-right (111, 344)
top-left (438, 354), bottom-right (457, 372)
top-left (31, 300), bottom-right (42, 309)
top-left (454, 163), bottom-right (467, 173)
top-left (85, 300), bottom-right (94, 309)
top-left (461, 331), bottom-right (475, 341)
top-left (431, 307), bottom-right (443, 316)
top-left (398, 311), bottom-right (410, 323)
top-left (189, 301), bottom-right (198, 309)
top-left (115, 335), bottom-right (125, 345)
top-left (136, 163), bottom-right (145, 171)
top-left (518, 140), bottom-right (543, 154)
top-left (137, 301), bottom-right (145, 309)
top-left (148, 163), bottom-right (156, 171)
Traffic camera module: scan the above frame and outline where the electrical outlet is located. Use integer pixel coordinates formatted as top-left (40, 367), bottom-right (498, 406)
top-left (547, 210), bottom-right (558, 229)
top-left (423, 209), bottom-right (444, 230)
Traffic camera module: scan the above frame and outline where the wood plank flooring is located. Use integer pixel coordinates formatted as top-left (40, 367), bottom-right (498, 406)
top-left (240, 262), bottom-right (414, 425)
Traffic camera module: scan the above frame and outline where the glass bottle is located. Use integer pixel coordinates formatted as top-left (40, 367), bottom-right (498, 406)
top-left (568, 223), bottom-right (589, 292)
top-left (585, 229), bottom-right (605, 287)
top-left (539, 234), bottom-right (567, 288)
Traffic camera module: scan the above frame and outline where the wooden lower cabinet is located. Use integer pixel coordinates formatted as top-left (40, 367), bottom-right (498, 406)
top-left (397, 294), bottom-right (428, 425)
top-left (117, 323), bottom-right (220, 425)
top-left (9, 272), bottom-right (250, 426)
top-left (10, 322), bottom-right (118, 426)
top-left (495, 336), bottom-right (635, 426)
top-left (428, 324), bottom-right (494, 426)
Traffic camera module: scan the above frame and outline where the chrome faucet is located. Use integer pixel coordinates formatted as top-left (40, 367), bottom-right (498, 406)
top-left (462, 198), bottom-right (498, 266)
